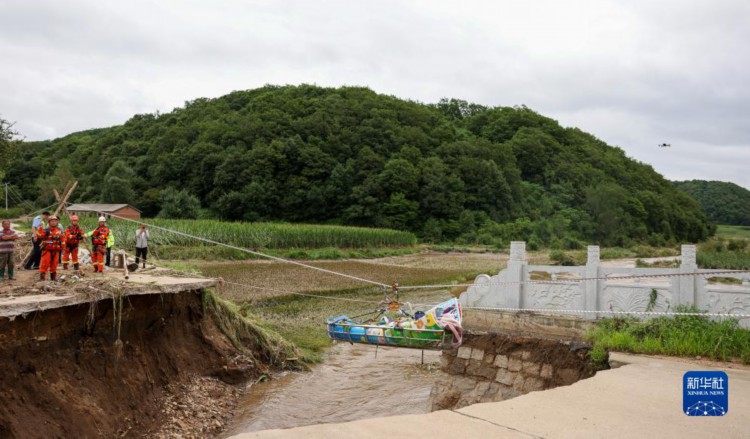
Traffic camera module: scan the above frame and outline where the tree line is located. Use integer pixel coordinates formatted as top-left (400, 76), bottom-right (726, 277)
top-left (674, 180), bottom-right (750, 226)
top-left (5, 85), bottom-right (712, 247)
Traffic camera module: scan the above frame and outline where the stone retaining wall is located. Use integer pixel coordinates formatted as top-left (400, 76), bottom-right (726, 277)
top-left (430, 332), bottom-right (597, 410)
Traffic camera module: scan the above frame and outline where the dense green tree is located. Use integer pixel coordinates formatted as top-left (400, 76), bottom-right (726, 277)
top-left (5, 85), bottom-right (713, 245)
top-left (158, 188), bottom-right (200, 219)
top-left (674, 180), bottom-right (750, 226)
top-left (100, 160), bottom-right (136, 204)
top-left (0, 117), bottom-right (21, 180)
top-left (137, 188), bottom-right (162, 218)
top-left (35, 159), bottom-right (76, 206)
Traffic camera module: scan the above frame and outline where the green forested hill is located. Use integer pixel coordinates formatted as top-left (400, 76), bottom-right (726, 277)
top-left (674, 180), bottom-right (750, 226)
top-left (7, 85), bottom-right (711, 246)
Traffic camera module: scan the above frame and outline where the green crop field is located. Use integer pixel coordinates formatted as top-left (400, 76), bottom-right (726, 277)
top-left (716, 225), bottom-right (750, 239)
top-left (75, 217), bottom-right (417, 251)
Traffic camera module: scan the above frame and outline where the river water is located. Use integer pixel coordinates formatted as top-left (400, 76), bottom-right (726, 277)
top-left (223, 343), bottom-right (443, 435)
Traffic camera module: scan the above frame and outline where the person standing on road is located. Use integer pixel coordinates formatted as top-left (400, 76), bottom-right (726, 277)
top-left (105, 227), bottom-right (115, 267)
top-left (135, 223), bottom-right (149, 269)
top-left (23, 210), bottom-right (49, 270)
top-left (0, 220), bottom-right (19, 281)
top-left (86, 216), bottom-right (110, 273)
top-left (38, 215), bottom-right (64, 281)
top-left (62, 215), bottom-right (85, 271)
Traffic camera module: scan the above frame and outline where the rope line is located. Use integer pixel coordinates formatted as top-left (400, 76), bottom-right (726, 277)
top-left (82, 240), bottom-right (750, 318)
top-left (77, 206), bottom-right (389, 289)
top-left (124, 254), bottom-right (386, 305)
top-left (54, 204), bottom-right (750, 317)
top-left (61, 202), bottom-right (750, 290)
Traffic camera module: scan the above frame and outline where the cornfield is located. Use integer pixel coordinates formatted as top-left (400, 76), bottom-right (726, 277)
top-left (76, 217), bottom-right (417, 250)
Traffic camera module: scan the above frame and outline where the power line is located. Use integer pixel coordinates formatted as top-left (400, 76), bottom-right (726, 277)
top-left (5, 185), bottom-right (35, 212)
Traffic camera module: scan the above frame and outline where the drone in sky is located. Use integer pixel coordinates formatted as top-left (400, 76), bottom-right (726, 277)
top-left (658, 143), bottom-right (671, 148)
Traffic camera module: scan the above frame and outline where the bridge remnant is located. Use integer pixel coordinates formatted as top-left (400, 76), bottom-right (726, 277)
top-left (459, 242), bottom-right (750, 327)
top-left (430, 332), bottom-right (595, 410)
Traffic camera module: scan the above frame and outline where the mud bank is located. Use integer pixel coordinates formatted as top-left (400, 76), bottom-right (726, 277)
top-left (0, 289), bottom-right (288, 438)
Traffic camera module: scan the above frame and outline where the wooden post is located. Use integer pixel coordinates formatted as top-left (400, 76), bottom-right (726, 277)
top-left (22, 180), bottom-right (78, 267)
top-left (53, 181), bottom-right (77, 217)
top-left (123, 251), bottom-right (130, 280)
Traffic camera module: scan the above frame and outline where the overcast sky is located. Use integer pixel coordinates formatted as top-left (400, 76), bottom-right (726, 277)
top-left (2, 0), bottom-right (748, 188)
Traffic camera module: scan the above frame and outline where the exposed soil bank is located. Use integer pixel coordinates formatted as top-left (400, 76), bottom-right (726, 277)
top-left (0, 290), bottom-right (281, 438)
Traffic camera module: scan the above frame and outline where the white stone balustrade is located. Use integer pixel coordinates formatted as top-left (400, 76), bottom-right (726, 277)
top-left (459, 242), bottom-right (750, 327)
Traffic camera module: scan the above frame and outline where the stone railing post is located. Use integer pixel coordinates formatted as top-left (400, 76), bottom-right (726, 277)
top-left (584, 245), bottom-right (600, 319)
top-left (678, 244), bottom-right (697, 307)
top-left (507, 241), bottom-right (527, 309)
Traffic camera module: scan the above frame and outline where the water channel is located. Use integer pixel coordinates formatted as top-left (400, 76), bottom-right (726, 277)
top-left (223, 343), bottom-right (443, 435)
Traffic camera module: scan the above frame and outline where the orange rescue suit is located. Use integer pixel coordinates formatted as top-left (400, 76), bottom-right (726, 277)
top-left (90, 226), bottom-right (110, 272)
top-left (38, 226), bottom-right (64, 274)
top-left (63, 224), bottom-right (85, 267)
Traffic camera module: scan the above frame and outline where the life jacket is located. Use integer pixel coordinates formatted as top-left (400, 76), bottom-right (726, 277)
top-left (38, 226), bottom-right (64, 252)
top-left (92, 226), bottom-right (110, 246)
top-left (65, 225), bottom-right (84, 246)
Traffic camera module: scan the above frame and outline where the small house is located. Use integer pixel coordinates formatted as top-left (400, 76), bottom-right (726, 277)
top-left (67, 204), bottom-right (142, 220)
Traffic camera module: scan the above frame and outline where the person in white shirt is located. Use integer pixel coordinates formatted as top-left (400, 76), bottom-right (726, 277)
top-left (135, 223), bottom-right (150, 269)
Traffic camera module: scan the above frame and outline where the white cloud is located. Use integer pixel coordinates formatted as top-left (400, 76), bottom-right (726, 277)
top-left (1, 0), bottom-right (748, 188)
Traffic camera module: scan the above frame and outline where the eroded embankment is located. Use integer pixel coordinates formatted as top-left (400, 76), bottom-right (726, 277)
top-left (0, 289), bottom-right (296, 439)
top-left (430, 332), bottom-right (600, 410)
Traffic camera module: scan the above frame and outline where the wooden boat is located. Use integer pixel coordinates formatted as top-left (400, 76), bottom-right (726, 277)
top-left (326, 298), bottom-right (462, 350)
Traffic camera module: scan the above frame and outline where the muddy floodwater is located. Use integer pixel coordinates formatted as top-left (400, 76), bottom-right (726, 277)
top-left (223, 343), bottom-right (443, 435)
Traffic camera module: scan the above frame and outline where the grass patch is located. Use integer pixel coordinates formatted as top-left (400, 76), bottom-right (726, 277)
top-left (529, 271), bottom-right (552, 281)
top-left (158, 260), bottom-right (202, 273)
top-left (697, 239), bottom-right (750, 270)
top-left (599, 246), bottom-right (680, 259)
top-left (549, 246), bottom-right (680, 266)
top-left (716, 225), bottom-right (750, 240)
top-left (429, 244), bottom-right (505, 254)
top-left (706, 277), bottom-right (743, 285)
top-left (10, 221), bottom-right (32, 233)
top-left (585, 306), bottom-right (750, 363)
top-left (549, 249), bottom-right (586, 266)
top-left (201, 289), bottom-right (302, 368)
top-left (153, 245), bottom-right (421, 261)
top-left (635, 259), bottom-right (679, 268)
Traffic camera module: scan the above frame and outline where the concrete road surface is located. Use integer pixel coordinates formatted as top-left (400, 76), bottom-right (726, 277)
top-left (231, 352), bottom-right (750, 439)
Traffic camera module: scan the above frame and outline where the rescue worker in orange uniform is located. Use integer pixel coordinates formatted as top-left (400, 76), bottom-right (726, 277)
top-left (62, 215), bottom-right (85, 270)
top-left (88, 216), bottom-right (110, 273)
top-left (38, 215), bottom-right (64, 281)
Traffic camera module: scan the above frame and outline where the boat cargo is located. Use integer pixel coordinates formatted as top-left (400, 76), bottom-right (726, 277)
top-left (326, 298), bottom-right (462, 350)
